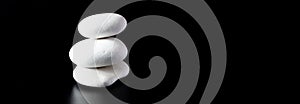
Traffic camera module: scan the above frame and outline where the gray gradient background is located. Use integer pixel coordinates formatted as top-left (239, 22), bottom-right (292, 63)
top-left (71, 0), bottom-right (226, 104)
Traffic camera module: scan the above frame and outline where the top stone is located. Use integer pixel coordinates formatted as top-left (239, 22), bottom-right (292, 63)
top-left (78, 13), bottom-right (127, 39)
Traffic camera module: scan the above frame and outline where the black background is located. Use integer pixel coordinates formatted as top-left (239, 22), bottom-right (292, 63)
top-left (1, 0), bottom-right (292, 103)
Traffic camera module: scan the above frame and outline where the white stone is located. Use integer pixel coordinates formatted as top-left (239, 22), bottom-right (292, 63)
top-left (73, 61), bottom-right (130, 87)
top-left (78, 13), bottom-right (127, 39)
top-left (69, 38), bottom-right (128, 67)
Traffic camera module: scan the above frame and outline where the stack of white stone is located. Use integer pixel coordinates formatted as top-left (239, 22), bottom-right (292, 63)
top-left (69, 13), bottom-right (129, 87)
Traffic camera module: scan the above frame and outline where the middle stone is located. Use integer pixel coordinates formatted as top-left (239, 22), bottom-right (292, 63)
top-left (69, 38), bottom-right (128, 68)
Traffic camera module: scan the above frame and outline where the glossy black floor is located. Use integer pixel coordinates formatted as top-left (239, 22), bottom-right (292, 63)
top-left (2, 0), bottom-right (290, 103)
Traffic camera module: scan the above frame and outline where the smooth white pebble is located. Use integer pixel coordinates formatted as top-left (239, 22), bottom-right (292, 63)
top-left (69, 38), bottom-right (128, 67)
top-left (73, 61), bottom-right (129, 87)
top-left (78, 13), bottom-right (127, 39)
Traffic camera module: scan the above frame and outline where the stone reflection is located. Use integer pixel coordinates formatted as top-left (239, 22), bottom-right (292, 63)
top-left (69, 85), bottom-right (125, 104)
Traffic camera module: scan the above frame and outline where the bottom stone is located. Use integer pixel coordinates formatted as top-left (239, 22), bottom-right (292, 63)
top-left (73, 61), bottom-right (129, 87)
